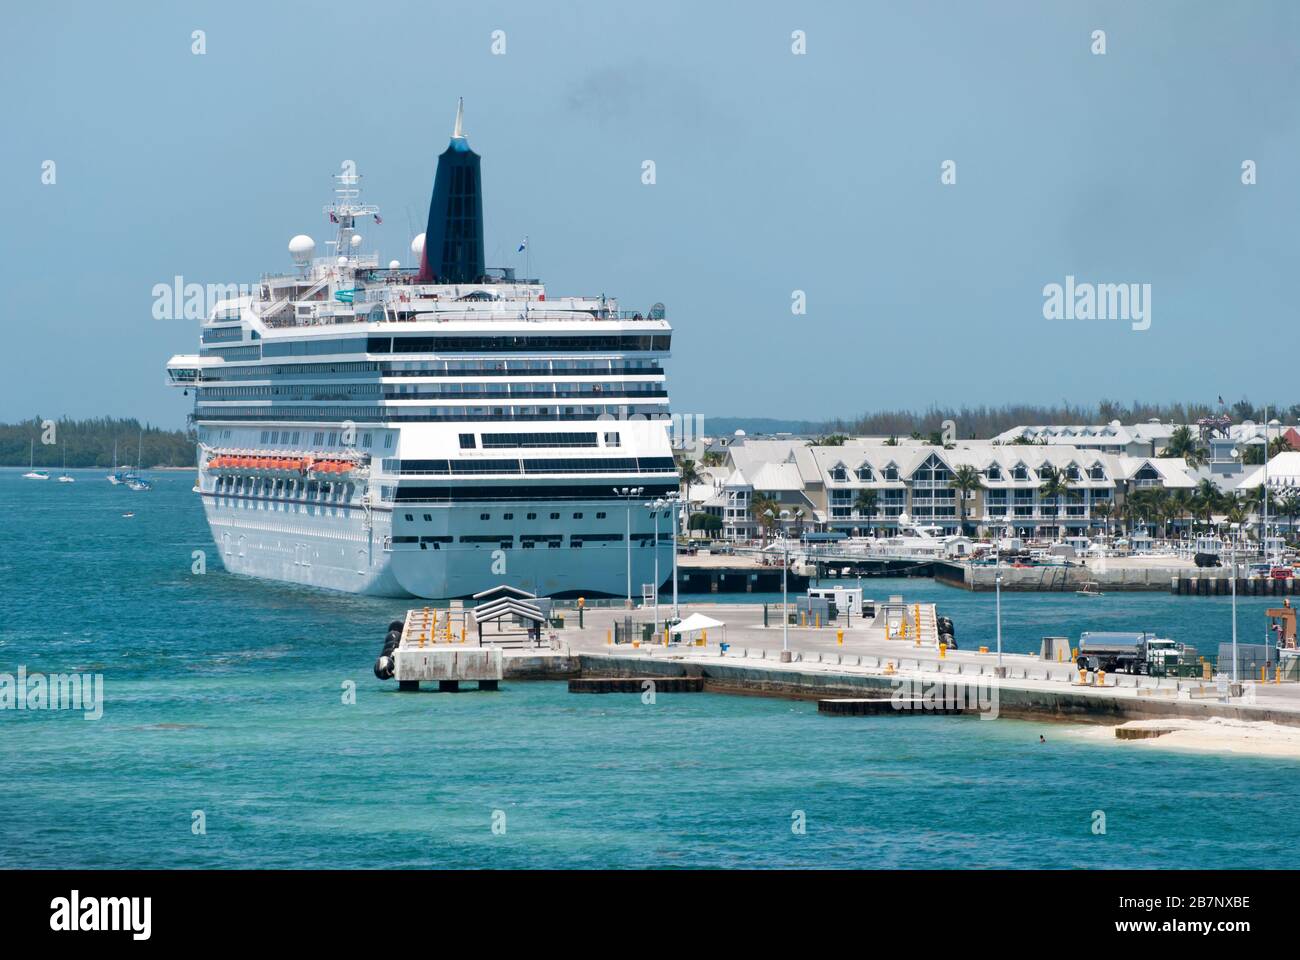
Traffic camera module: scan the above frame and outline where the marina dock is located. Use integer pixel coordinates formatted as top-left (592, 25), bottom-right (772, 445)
top-left (388, 600), bottom-right (1300, 727)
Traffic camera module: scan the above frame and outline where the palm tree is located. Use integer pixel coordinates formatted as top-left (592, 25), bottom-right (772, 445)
top-left (1191, 478), bottom-right (1221, 532)
top-left (1168, 488), bottom-right (1193, 540)
top-left (1224, 493), bottom-right (1248, 528)
top-left (1278, 490), bottom-right (1300, 539)
top-left (1091, 498), bottom-right (1113, 539)
top-left (1161, 424), bottom-right (1208, 467)
top-left (853, 488), bottom-right (878, 529)
top-left (750, 494), bottom-right (780, 544)
top-left (948, 464), bottom-right (983, 536)
top-left (676, 456), bottom-right (701, 505)
top-left (1037, 465), bottom-right (1072, 539)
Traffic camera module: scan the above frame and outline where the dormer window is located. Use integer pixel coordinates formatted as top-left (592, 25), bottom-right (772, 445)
top-left (1012, 464), bottom-right (1029, 481)
top-left (884, 464), bottom-right (899, 481)
top-left (1088, 463), bottom-right (1105, 480)
top-left (829, 465), bottom-right (847, 482)
top-left (856, 466), bottom-right (873, 481)
top-left (1066, 464), bottom-right (1081, 481)
top-left (986, 465), bottom-right (1002, 481)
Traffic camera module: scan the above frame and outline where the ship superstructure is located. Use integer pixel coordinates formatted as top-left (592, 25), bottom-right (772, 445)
top-left (166, 103), bottom-right (677, 598)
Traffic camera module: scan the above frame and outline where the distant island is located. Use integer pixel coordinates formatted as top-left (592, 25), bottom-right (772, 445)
top-left (710, 398), bottom-right (1293, 441)
top-left (1, 418), bottom-right (195, 469)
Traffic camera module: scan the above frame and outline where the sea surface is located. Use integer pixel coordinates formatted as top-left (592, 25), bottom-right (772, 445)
top-left (1, 470), bottom-right (1297, 869)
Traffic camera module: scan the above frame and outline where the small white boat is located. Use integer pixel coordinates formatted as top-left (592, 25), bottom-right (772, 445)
top-left (1075, 581), bottom-right (1105, 598)
top-left (21, 440), bottom-right (49, 480)
top-left (57, 443), bottom-right (75, 482)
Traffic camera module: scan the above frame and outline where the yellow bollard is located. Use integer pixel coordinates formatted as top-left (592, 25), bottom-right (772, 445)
top-left (606, 629), bottom-right (612, 646)
top-left (837, 629), bottom-right (843, 646)
top-left (939, 642), bottom-right (947, 658)
top-left (419, 633), bottom-right (426, 649)
top-left (1276, 667), bottom-right (1282, 685)
top-left (800, 612), bottom-right (806, 627)
top-left (664, 627), bottom-right (670, 646)
top-left (1098, 670), bottom-right (1106, 686)
top-left (884, 660), bottom-right (895, 675)
top-left (816, 613), bottom-right (820, 629)
top-left (1261, 665), bottom-right (1267, 682)
top-left (1202, 659), bottom-right (1211, 680)
top-left (1071, 647), bottom-right (1077, 660)
top-left (1058, 648), bottom-right (1064, 662)
top-left (979, 646), bottom-right (988, 654)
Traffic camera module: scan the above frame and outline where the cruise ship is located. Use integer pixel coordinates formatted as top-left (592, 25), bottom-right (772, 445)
top-left (166, 103), bottom-right (678, 598)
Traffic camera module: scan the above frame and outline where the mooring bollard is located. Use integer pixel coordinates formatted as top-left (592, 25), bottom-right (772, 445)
top-left (939, 642), bottom-right (947, 659)
top-left (979, 646), bottom-right (988, 654)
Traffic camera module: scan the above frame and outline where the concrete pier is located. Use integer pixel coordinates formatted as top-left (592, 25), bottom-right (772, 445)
top-left (486, 601), bottom-right (1300, 727)
top-left (393, 647), bottom-right (503, 692)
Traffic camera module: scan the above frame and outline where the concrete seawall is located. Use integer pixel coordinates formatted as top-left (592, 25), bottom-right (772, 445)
top-left (503, 651), bottom-right (1300, 727)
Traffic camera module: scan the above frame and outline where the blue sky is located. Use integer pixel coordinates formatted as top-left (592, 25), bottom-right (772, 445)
top-left (3, 0), bottom-right (1297, 427)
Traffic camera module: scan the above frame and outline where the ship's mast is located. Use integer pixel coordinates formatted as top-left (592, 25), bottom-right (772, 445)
top-left (323, 169), bottom-right (380, 264)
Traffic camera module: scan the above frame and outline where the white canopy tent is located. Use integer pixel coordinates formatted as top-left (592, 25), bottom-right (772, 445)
top-left (669, 612), bottom-right (726, 643)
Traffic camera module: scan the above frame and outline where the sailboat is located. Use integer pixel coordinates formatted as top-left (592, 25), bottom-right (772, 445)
top-left (57, 443), bottom-right (75, 482)
top-left (107, 440), bottom-right (124, 484)
top-left (126, 432), bottom-right (152, 491)
top-left (21, 440), bottom-right (49, 480)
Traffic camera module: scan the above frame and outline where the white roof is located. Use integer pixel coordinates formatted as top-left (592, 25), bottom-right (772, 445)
top-left (670, 612), bottom-right (725, 634)
top-left (1238, 452), bottom-right (1300, 489)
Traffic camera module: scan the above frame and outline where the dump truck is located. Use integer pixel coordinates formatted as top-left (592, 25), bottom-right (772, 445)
top-left (1076, 631), bottom-right (1188, 675)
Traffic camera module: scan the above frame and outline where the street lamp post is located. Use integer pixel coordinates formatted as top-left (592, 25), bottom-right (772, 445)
top-left (672, 497), bottom-right (682, 621)
top-left (1230, 523), bottom-right (1239, 683)
top-left (766, 508), bottom-right (792, 659)
top-left (613, 486), bottom-right (644, 607)
top-left (995, 523), bottom-right (1010, 670)
top-left (646, 497), bottom-right (665, 634)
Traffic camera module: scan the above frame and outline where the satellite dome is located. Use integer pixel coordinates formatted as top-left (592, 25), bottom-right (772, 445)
top-left (288, 234), bottom-right (315, 265)
top-left (388, 259), bottom-right (401, 269)
top-left (411, 233), bottom-right (426, 257)
top-left (734, 429), bottom-right (746, 437)
top-left (337, 256), bottom-right (348, 266)
top-left (350, 234), bottom-right (363, 248)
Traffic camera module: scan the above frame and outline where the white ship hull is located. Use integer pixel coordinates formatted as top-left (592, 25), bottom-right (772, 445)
top-left (202, 493), bottom-right (672, 599)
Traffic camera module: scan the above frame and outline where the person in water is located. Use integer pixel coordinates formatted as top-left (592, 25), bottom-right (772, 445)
top-left (1038, 735), bottom-right (1046, 744)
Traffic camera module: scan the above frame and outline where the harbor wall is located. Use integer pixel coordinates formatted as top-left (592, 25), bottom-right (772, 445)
top-left (938, 561), bottom-right (1300, 595)
top-left (501, 652), bottom-right (1300, 727)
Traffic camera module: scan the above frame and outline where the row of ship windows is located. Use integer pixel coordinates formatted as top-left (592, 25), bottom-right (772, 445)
top-left (254, 429), bottom-right (394, 449)
top-left (199, 360), bottom-right (664, 381)
top-left (214, 476), bottom-right (354, 499)
top-left (194, 404), bottom-right (666, 423)
top-left (381, 457), bottom-right (676, 476)
top-left (392, 533), bottom-right (665, 550)
top-left (198, 384), bottom-right (665, 400)
top-left (405, 510), bottom-right (604, 521)
top-left (202, 334), bottom-right (673, 361)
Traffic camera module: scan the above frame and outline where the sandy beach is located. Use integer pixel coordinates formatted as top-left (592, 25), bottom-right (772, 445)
top-left (1075, 718), bottom-right (1300, 759)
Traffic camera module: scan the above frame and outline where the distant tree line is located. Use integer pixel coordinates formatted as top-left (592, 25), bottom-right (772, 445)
top-left (0, 418), bottom-right (196, 468)
top-left (816, 399), bottom-right (1300, 441)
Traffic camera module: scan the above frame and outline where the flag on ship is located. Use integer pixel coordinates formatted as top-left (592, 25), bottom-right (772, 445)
top-left (517, 236), bottom-right (528, 253)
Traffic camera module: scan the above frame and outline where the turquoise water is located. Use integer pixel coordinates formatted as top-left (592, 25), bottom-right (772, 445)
top-left (1, 471), bottom-right (1296, 869)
